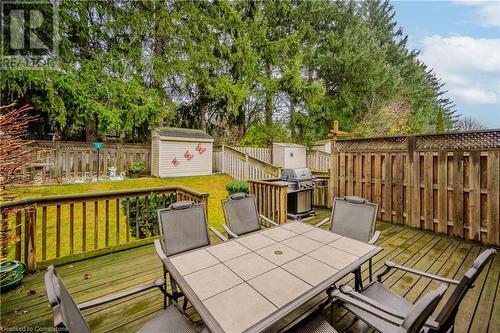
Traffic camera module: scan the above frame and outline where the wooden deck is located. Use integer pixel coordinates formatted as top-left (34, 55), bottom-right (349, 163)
top-left (2, 210), bottom-right (499, 332)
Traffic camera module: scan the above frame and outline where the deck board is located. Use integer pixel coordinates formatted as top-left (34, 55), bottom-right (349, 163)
top-left (1, 210), bottom-right (498, 332)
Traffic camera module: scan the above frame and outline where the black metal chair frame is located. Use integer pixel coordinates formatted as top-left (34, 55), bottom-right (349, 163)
top-left (315, 196), bottom-right (379, 290)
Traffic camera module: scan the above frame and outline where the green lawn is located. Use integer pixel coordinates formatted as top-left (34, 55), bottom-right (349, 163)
top-left (7, 174), bottom-right (234, 262)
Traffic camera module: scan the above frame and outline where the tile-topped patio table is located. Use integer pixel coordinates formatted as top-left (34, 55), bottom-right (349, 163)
top-left (163, 221), bottom-right (382, 333)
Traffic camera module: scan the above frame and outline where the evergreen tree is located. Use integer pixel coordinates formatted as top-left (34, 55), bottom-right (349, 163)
top-left (0, 0), bottom-right (459, 144)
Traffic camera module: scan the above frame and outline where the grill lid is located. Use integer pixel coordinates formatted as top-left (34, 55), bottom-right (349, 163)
top-left (280, 168), bottom-right (313, 181)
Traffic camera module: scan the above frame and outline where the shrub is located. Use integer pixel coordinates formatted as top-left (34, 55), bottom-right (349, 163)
top-left (239, 123), bottom-right (291, 147)
top-left (226, 181), bottom-right (249, 195)
top-left (127, 160), bottom-right (146, 173)
top-left (121, 192), bottom-right (175, 238)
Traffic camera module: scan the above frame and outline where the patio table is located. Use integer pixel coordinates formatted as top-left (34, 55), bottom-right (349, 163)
top-left (163, 221), bottom-right (382, 333)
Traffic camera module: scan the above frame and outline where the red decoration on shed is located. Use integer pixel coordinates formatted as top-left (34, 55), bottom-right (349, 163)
top-left (196, 143), bottom-right (206, 154)
top-left (184, 150), bottom-right (194, 160)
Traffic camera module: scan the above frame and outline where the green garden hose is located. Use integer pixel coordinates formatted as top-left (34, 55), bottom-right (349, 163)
top-left (0, 260), bottom-right (27, 292)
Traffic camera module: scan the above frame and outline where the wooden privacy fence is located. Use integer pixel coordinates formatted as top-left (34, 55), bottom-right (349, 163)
top-left (0, 186), bottom-right (208, 271)
top-left (213, 145), bottom-right (281, 180)
top-left (28, 140), bottom-right (151, 181)
top-left (329, 130), bottom-right (500, 246)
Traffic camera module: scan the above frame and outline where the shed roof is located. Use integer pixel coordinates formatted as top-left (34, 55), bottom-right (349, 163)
top-left (153, 127), bottom-right (213, 140)
top-left (272, 142), bottom-right (306, 148)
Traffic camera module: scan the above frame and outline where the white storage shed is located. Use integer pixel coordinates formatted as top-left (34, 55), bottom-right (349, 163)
top-left (272, 143), bottom-right (307, 169)
top-left (151, 127), bottom-right (214, 178)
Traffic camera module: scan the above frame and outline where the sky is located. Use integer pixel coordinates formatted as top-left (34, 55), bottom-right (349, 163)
top-left (391, 0), bottom-right (500, 128)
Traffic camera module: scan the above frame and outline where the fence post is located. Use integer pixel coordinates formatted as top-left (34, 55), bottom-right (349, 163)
top-left (221, 145), bottom-right (225, 173)
top-left (117, 144), bottom-right (122, 173)
top-left (408, 136), bottom-right (420, 228)
top-left (329, 140), bottom-right (336, 208)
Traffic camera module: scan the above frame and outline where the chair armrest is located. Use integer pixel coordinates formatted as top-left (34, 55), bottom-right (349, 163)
top-left (328, 287), bottom-right (404, 326)
top-left (154, 239), bottom-right (167, 261)
top-left (260, 214), bottom-right (279, 227)
top-left (222, 224), bottom-right (239, 238)
top-left (377, 261), bottom-right (460, 284)
top-left (78, 278), bottom-right (165, 310)
top-left (209, 226), bottom-right (228, 242)
top-left (368, 230), bottom-right (381, 244)
top-left (332, 285), bottom-right (407, 320)
top-left (315, 217), bottom-right (330, 228)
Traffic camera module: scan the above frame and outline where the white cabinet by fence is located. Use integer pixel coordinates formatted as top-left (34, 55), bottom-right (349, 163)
top-left (272, 143), bottom-right (306, 169)
top-left (151, 127), bottom-right (214, 177)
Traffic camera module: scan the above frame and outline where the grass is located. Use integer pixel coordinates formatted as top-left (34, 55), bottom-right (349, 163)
top-left (6, 174), bottom-right (234, 262)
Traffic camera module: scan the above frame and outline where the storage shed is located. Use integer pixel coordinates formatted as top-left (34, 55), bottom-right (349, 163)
top-left (272, 143), bottom-right (306, 169)
top-left (151, 127), bottom-right (214, 178)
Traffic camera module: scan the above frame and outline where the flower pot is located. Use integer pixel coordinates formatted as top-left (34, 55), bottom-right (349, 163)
top-left (128, 172), bottom-right (141, 178)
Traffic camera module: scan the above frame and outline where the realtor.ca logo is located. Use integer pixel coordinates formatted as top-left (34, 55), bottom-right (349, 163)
top-left (1, 0), bottom-right (59, 70)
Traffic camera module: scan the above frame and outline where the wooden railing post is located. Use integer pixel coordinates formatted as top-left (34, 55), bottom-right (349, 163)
top-left (279, 186), bottom-right (287, 224)
top-left (25, 207), bottom-right (37, 272)
top-left (244, 153), bottom-right (249, 180)
top-left (0, 209), bottom-right (8, 259)
top-left (329, 140), bottom-right (336, 208)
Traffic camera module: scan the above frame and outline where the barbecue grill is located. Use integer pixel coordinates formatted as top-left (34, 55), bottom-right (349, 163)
top-left (280, 168), bottom-right (316, 219)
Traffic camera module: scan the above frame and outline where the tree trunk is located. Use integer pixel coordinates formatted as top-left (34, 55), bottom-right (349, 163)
top-left (290, 98), bottom-right (297, 141)
top-left (85, 115), bottom-right (98, 142)
top-left (199, 88), bottom-right (207, 132)
top-left (265, 62), bottom-right (273, 125)
top-left (236, 103), bottom-right (245, 140)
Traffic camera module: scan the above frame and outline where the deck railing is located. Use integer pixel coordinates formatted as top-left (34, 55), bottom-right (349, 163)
top-left (213, 145), bottom-right (281, 180)
top-left (0, 186), bottom-right (208, 271)
top-left (249, 177), bottom-right (330, 224)
top-left (214, 145), bottom-right (332, 180)
top-left (306, 149), bottom-right (330, 172)
top-left (233, 147), bottom-right (272, 163)
top-left (248, 180), bottom-right (288, 224)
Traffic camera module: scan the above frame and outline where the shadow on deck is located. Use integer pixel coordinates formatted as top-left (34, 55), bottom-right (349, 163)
top-left (1, 209), bottom-right (498, 333)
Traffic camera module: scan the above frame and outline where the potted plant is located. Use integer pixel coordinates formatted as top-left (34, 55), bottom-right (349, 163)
top-left (226, 180), bottom-right (249, 195)
top-left (126, 160), bottom-right (146, 178)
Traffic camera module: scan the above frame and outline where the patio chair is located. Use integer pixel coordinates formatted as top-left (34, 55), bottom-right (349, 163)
top-left (335, 248), bottom-right (496, 333)
top-left (287, 284), bottom-right (447, 333)
top-left (315, 196), bottom-right (379, 289)
top-left (44, 265), bottom-right (206, 333)
top-left (154, 200), bottom-right (226, 309)
top-left (214, 192), bottom-right (278, 240)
